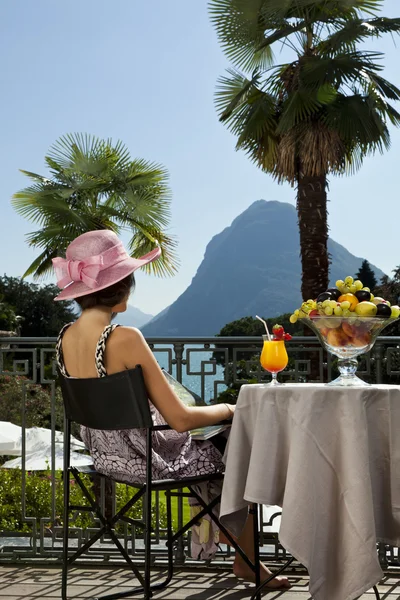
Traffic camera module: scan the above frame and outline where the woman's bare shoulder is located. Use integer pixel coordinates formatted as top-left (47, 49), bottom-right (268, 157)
top-left (108, 326), bottom-right (146, 347)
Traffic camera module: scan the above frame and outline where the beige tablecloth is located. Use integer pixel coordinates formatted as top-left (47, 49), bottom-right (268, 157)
top-left (220, 384), bottom-right (400, 600)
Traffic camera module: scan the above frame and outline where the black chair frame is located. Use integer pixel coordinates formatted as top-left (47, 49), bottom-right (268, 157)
top-left (59, 366), bottom-right (261, 600)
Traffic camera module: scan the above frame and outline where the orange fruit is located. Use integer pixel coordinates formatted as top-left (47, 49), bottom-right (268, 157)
top-left (338, 293), bottom-right (359, 311)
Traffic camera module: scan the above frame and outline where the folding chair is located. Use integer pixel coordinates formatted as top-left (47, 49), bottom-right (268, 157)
top-left (59, 365), bottom-right (256, 600)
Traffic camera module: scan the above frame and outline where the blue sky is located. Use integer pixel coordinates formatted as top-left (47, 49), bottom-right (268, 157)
top-left (1, 0), bottom-right (399, 316)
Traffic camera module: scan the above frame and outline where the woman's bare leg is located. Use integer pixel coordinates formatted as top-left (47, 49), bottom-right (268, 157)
top-left (219, 513), bottom-right (290, 589)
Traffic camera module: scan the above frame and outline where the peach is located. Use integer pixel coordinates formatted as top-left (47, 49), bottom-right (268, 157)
top-left (327, 328), bottom-right (351, 347)
top-left (351, 332), bottom-right (371, 347)
top-left (342, 322), bottom-right (356, 338)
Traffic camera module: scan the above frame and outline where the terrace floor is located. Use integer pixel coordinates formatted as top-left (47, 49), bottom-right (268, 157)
top-left (0, 565), bottom-right (399, 600)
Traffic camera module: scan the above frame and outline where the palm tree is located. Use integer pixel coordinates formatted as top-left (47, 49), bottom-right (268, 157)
top-left (209, 0), bottom-right (400, 300)
top-left (12, 133), bottom-right (178, 279)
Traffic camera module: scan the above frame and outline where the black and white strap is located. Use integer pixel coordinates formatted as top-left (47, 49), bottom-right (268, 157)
top-left (56, 322), bottom-right (73, 377)
top-left (94, 324), bottom-right (119, 377)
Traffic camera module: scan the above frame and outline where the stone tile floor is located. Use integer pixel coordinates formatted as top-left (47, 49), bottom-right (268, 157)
top-left (0, 565), bottom-right (399, 600)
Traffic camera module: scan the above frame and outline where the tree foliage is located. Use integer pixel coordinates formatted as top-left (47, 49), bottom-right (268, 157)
top-left (210, 0), bottom-right (400, 181)
top-left (375, 266), bottom-right (400, 336)
top-left (0, 276), bottom-right (76, 337)
top-left (354, 259), bottom-right (378, 291)
top-left (217, 313), bottom-right (304, 337)
top-left (0, 294), bottom-right (17, 331)
top-left (12, 133), bottom-right (178, 280)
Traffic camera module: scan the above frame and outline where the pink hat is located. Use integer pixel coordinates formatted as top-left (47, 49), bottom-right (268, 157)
top-left (52, 230), bottom-right (161, 301)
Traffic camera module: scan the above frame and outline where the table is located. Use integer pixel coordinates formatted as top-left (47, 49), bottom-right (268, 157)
top-left (220, 383), bottom-right (400, 600)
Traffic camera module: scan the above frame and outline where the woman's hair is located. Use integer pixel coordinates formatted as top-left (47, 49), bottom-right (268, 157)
top-left (75, 273), bottom-right (135, 310)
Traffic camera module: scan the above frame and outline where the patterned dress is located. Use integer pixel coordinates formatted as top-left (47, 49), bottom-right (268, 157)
top-left (56, 323), bottom-right (225, 558)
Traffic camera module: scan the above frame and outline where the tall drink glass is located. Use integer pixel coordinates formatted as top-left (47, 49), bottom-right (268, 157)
top-left (260, 334), bottom-right (288, 385)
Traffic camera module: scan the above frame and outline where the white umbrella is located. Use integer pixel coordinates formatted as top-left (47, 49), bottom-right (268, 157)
top-left (0, 423), bottom-right (85, 456)
top-left (1, 446), bottom-right (93, 470)
top-left (0, 422), bottom-right (22, 454)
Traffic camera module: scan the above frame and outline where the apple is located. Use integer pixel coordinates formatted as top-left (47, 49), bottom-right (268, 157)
top-left (372, 297), bottom-right (391, 307)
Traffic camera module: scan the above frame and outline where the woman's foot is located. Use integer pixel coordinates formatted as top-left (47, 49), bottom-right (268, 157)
top-left (233, 560), bottom-right (291, 589)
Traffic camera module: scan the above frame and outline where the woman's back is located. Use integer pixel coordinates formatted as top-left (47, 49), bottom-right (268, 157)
top-left (60, 318), bottom-right (130, 379)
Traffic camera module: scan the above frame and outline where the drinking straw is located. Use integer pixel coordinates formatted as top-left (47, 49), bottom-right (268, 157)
top-left (255, 315), bottom-right (271, 341)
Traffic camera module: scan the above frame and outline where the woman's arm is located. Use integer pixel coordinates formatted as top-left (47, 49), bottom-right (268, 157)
top-left (117, 327), bottom-right (234, 432)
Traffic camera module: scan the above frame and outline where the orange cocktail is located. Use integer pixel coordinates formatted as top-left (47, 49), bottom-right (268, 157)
top-left (260, 335), bottom-right (288, 385)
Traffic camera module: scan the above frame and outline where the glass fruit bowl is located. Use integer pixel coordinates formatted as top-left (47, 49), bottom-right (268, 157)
top-left (300, 316), bottom-right (397, 386)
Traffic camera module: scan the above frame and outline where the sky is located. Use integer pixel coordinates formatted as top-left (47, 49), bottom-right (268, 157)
top-left (1, 0), bottom-right (399, 316)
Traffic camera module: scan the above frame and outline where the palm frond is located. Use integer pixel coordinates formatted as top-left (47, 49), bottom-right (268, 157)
top-left (127, 226), bottom-right (179, 278)
top-left (255, 19), bottom-right (307, 54)
top-left (318, 17), bottom-right (400, 56)
top-left (19, 170), bottom-right (52, 183)
top-left (323, 92), bottom-right (391, 153)
top-left (12, 186), bottom-right (80, 225)
top-left (363, 71), bottom-right (400, 101)
top-left (209, 0), bottom-right (275, 71)
top-left (22, 247), bottom-right (59, 279)
top-left (277, 90), bottom-right (323, 132)
top-left (215, 69), bottom-right (262, 120)
top-left (236, 90), bottom-right (278, 145)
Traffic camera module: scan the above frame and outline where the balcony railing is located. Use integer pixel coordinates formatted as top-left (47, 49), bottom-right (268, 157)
top-left (0, 335), bottom-right (399, 567)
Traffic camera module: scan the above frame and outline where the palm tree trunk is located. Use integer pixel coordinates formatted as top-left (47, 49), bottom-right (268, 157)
top-left (297, 174), bottom-right (330, 301)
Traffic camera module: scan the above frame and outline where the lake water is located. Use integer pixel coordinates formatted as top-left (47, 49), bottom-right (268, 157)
top-left (153, 344), bottom-right (226, 403)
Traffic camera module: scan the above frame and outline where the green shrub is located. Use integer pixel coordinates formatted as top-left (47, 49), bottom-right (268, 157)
top-left (0, 469), bottom-right (167, 534)
top-left (0, 374), bottom-right (81, 438)
top-left (0, 375), bottom-right (63, 429)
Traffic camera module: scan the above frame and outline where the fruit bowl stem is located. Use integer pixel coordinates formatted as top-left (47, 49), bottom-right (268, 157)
top-left (328, 357), bottom-right (369, 387)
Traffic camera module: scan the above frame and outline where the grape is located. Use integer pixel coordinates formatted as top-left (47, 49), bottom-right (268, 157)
top-left (328, 300), bottom-right (337, 308)
top-left (301, 300), bottom-right (315, 314)
top-left (334, 305), bottom-right (343, 316)
top-left (294, 309), bottom-right (300, 316)
top-left (363, 287), bottom-right (370, 292)
top-left (349, 284), bottom-right (357, 294)
top-left (370, 294), bottom-right (374, 302)
top-left (345, 276), bottom-right (354, 286)
top-left (336, 279), bottom-right (344, 289)
top-left (290, 314), bottom-right (298, 323)
top-left (322, 300), bottom-right (330, 308)
top-left (341, 285), bottom-right (351, 294)
top-left (324, 306), bottom-right (333, 316)
top-left (342, 309), bottom-right (352, 317)
top-left (354, 280), bottom-right (363, 291)
top-left (340, 301), bottom-right (351, 310)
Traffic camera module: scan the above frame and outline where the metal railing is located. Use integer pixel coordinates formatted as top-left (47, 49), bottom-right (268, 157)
top-left (0, 335), bottom-right (399, 567)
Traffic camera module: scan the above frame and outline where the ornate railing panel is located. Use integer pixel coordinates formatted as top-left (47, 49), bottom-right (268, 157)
top-left (0, 335), bottom-right (399, 566)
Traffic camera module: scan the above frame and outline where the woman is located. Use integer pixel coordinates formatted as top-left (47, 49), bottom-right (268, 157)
top-left (53, 230), bottom-right (289, 589)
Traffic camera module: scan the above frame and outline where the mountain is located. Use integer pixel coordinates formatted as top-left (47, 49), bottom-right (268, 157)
top-left (142, 201), bottom-right (385, 336)
top-left (117, 305), bottom-right (153, 328)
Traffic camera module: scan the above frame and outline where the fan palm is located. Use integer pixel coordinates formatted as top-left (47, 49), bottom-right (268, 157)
top-left (209, 0), bottom-right (400, 300)
top-left (12, 133), bottom-right (178, 279)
